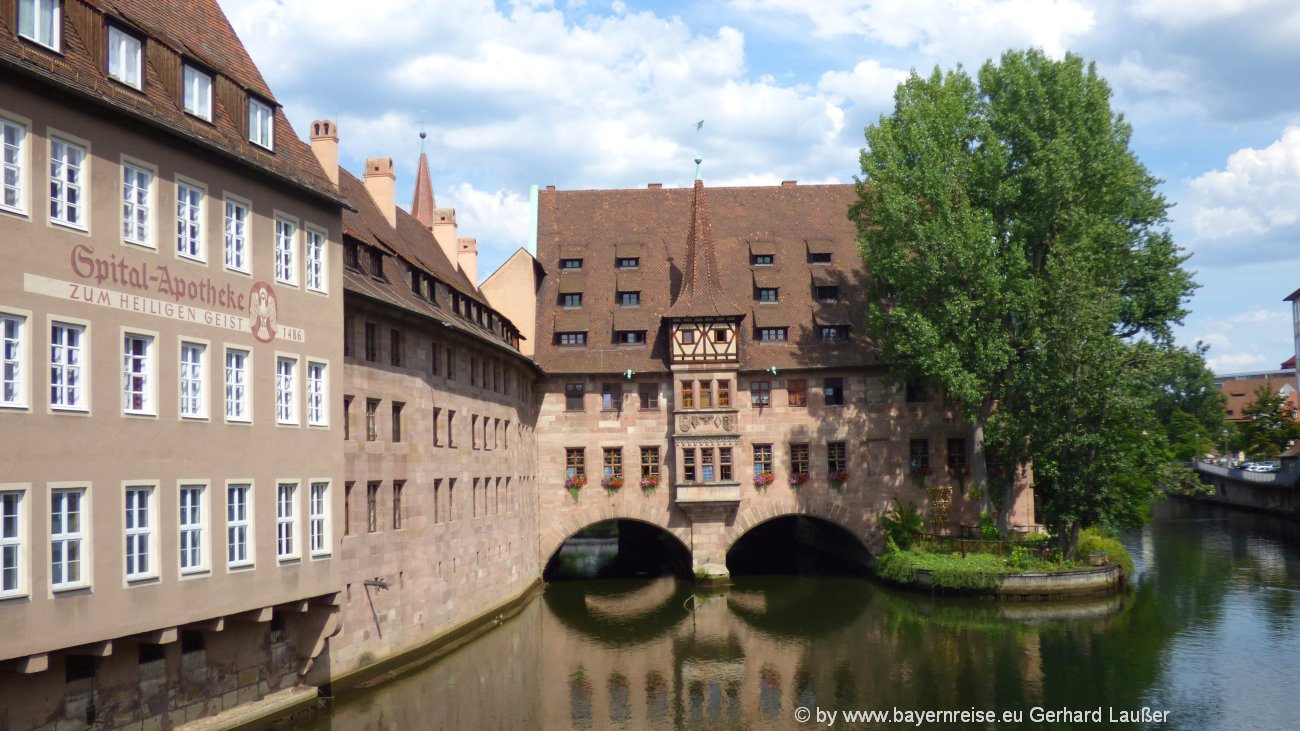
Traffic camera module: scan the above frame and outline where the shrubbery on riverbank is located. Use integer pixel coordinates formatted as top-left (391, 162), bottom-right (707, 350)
top-left (876, 531), bottom-right (1134, 592)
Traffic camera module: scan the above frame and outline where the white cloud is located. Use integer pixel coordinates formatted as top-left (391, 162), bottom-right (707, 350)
top-left (1128, 0), bottom-right (1299, 28)
top-left (444, 183), bottom-right (532, 281)
top-left (730, 0), bottom-right (1095, 59)
top-left (1186, 126), bottom-right (1300, 246)
top-left (1207, 350), bottom-right (1266, 373)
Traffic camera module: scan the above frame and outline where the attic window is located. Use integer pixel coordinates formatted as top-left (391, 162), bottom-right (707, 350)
top-left (182, 64), bottom-right (213, 121)
top-left (344, 242), bottom-right (360, 270)
top-left (410, 266), bottom-right (421, 295)
top-left (107, 26), bottom-right (142, 89)
top-left (815, 285), bottom-right (839, 302)
top-left (17, 0), bottom-right (60, 51)
top-left (560, 258), bottom-right (582, 270)
top-left (617, 257), bottom-right (639, 269)
top-left (808, 252), bottom-right (832, 264)
top-left (819, 325), bottom-right (848, 342)
top-left (369, 249), bottom-right (385, 281)
top-left (249, 98), bottom-right (274, 150)
top-left (751, 254), bottom-right (774, 266)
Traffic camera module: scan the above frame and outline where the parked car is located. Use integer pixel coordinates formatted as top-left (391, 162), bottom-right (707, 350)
top-left (1245, 463), bottom-right (1280, 473)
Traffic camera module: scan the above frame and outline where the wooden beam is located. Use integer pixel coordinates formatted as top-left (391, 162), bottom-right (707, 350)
top-left (15, 653), bottom-right (48, 674)
top-left (139, 627), bottom-right (178, 645)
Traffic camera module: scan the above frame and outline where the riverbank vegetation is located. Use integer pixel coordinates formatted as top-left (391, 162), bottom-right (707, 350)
top-left (877, 505), bottom-right (1134, 591)
top-left (854, 49), bottom-right (1201, 555)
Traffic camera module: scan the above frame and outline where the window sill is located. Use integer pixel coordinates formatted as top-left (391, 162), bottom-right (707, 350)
top-left (183, 109), bottom-right (214, 124)
top-left (177, 252), bottom-right (207, 265)
top-left (225, 416), bottom-right (252, 425)
top-left (310, 551), bottom-right (331, 561)
top-left (126, 574), bottom-right (160, 586)
top-left (225, 264), bottom-right (252, 277)
top-left (277, 556), bottom-right (301, 565)
top-left (50, 405), bottom-right (90, 414)
top-left (50, 219), bottom-right (88, 234)
top-left (227, 562), bottom-right (255, 572)
top-left (179, 568), bottom-right (210, 579)
top-left (124, 411), bottom-right (158, 419)
top-left (123, 238), bottom-right (156, 251)
top-left (0, 204), bottom-right (29, 218)
top-left (276, 420), bottom-right (301, 427)
top-left (0, 402), bottom-right (30, 411)
top-left (180, 414), bottom-right (210, 422)
top-left (276, 278), bottom-right (300, 288)
top-left (51, 583), bottom-right (90, 594)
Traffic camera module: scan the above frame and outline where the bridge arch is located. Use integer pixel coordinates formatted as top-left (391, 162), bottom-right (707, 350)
top-left (539, 502), bottom-right (693, 569)
top-left (722, 496), bottom-right (884, 558)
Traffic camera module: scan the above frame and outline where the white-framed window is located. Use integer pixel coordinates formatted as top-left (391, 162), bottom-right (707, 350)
top-left (50, 321), bottom-right (86, 410)
top-left (2, 314), bottom-right (26, 408)
top-left (275, 217), bottom-right (297, 284)
top-left (224, 199), bottom-right (248, 272)
top-left (50, 487), bottom-right (85, 589)
top-left (179, 484), bottom-right (205, 574)
top-left (276, 482), bottom-right (297, 561)
top-left (176, 181), bottom-right (204, 261)
top-left (1, 490), bottom-right (25, 597)
top-left (107, 26), bottom-right (142, 89)
top-left (179, 341), bottom-right (206, 418)
top-left (276, 356), bottom-right (297, 424)
top-left (121, 332), bottom-right (154, 414)
top-left (226, 484), bottom-right (251, 568)
top-left (249, 98), bottom-right (273, 150)
top-left (17, 0), bottom-right (60, 51)
top-left (182, 64), bottom-right (212, 121)
top-left (309, 481), bottom-right (329, 556)
top-left (224, 348), bottom-right (249, 421)
top-left (49, 137), bottom-right (85, 229)
top-left (124, 486), bottom-right (154, 580)
top-left (1, 117), bottom-right (25, 213)
top-left (122, 163), bottom-right (152, 246)
top-left (307, 361), bottom-right (326, 426)
top-left (305, 227), bottom-right (326, 293)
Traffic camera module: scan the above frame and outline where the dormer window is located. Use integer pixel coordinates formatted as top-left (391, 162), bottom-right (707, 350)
top-left (344, 242), bottom-right (360, 270)
top-left (369, 249), bottom-right (385, 281)
top-left (819, 325), bottom-right (847, 342)
top-left (182, 64), bottom-right (213, 121)
top-left (560, 293), bottom-right (582, 308)
top-left (815, 285), bottom-right (839, 302)
top-left (560, 258), bottom-right (582, 270)
top-left (248, 98), bottom-right (274, 150)
top-left (107, 26), bottom-right (141, 88)
top-left (757, 287), bottom-right (778, 303)
top-left (808, 252), bottom-right (832, 264)
top-left (751, 254), bottom-right (774, 266)
top-left (617, 257), bottom-right (639, 269)
top-left (17, 0), bottom-right (60, 51)
top-left (618, 291), bottom-right (640, 307)
top-left (409, 266), bottom-right (421, 295)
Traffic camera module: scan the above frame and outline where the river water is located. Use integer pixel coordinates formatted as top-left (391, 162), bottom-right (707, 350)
top-left (300, 500), bottom-right (1300, 730)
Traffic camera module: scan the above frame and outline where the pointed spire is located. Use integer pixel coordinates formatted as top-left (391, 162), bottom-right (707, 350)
top-left (411, 144), bottom-right (436, 229)
top-left (665, 180), bottom-right (742, 319)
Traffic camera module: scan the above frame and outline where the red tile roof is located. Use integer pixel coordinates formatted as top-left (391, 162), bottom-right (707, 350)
top-left (535, 182), bottom-right (875, 374)
top-left (339, 167), bottom-right (524, 354)
top-left (0, 0), bottom-right (341, 205)
top-left (1219, 375), bottom-right (1299, 423)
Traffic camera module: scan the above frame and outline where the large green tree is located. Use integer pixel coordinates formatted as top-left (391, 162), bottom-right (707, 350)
top-left (1240, 385), bottom-right (1300, 459)
top-left (853, 49), bottom-right (1196, 551)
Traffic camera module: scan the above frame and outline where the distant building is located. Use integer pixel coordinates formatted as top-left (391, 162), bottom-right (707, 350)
top-left (0, 0), bottom-right (345, 727)
top-left (1216, 370), bottom-right (1298, 423)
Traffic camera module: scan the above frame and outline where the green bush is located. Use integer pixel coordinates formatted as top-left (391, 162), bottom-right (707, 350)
top-left (1020, 532), bottom-right (1051, 543)
top-left (1077, 528), bottom-right (1135, 577)
top-left (979, 511), bottom-right (999, 540)
top-left (875, 550), bottom-right (918, 584)
top-left (880, 502), bottom-right (925, 551)
top-left (930, 565), bottom-right (1002, 591)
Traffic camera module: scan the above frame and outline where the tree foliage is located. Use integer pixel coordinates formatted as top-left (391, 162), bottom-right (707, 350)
top-left (853, 49), bottom-right (1198, 554)
top-left (1240, 385), bottom-right (1300, 459)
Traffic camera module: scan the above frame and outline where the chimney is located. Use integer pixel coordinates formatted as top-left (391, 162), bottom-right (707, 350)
top-left (647, 183), bottom-right (663, 189)
top-left (364, 157), bottom-right (396, 228)
top-left (457, 237), bottom-right (478, 286)
top-left (781, 180), bottom-right (797, 187)
top-left (309, 120), bottom-right (339, 185)
top-left (431, 207), bottom-right (459, 269)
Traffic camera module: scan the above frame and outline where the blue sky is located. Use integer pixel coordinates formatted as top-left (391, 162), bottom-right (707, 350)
top-left (222, 0), bottom-right (1300, 374)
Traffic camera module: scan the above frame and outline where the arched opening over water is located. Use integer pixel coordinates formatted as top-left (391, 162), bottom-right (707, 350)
top-left (544, 519), bottom-right (693, 581)
top-left (726, 515), bottom-right (873, 577)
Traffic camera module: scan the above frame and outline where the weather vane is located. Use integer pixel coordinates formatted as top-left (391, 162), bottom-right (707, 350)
top-left (694, 119), bottom-right (704, 180)
top-left (418, 109), bottom-right (428, 153)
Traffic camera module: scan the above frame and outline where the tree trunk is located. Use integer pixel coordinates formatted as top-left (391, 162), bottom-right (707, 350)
top-left (1058, 521), bottom-right (1081, 559)
top-left (997, 477), bottom-right (1014, 539)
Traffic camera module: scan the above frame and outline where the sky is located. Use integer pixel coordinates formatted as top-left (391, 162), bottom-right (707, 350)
top-left (221, 0), bottom-right (1300, 375)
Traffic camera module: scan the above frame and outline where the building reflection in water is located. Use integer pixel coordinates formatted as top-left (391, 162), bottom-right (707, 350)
top-left (302, 501), bottom-right (1300, 731)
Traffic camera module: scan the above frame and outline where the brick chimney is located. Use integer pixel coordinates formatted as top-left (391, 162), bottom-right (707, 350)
top-left (457, 237), bottom-right (478, 285)
top-left (364, 157), bottom-right (396, 228)
top-left (309, 120), bottom-right (339, 185)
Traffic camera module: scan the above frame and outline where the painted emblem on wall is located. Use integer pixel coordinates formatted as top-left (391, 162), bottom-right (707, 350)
top-left (248, 282), bottom-right (279, 343)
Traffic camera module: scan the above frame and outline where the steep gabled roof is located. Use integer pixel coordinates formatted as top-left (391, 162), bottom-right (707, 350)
top-left (664, 180), bottom-right (743, 319)
top-left (0, 0), bottom-right (341, 205)
top-left (411, 151), bottom-right (436, 228)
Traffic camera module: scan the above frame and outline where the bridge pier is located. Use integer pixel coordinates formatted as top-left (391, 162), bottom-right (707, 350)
top-left (679, 502), bottom-right (737, 583)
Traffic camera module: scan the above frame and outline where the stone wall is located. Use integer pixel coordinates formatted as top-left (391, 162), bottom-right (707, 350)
top-left (329, 298), bottom-right (541, 675)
